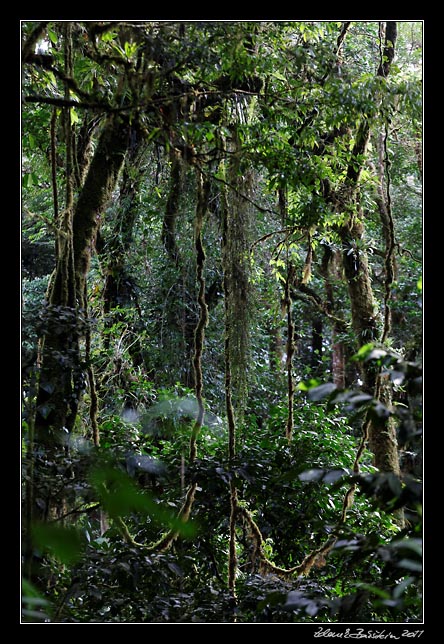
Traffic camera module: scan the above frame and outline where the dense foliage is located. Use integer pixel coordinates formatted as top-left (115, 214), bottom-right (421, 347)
top-left (21, 20), bottom-right (422, 625)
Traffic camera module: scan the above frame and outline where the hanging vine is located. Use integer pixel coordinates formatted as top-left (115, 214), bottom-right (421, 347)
top-left (114, 166), bottom-right (210, 551)
top-left (380, 124), bottom-right (396, 344)
top-left (50, 107), bottom-right (59, 253)
top-left (278, 188), bottom-right (297, 442)
top-left (221, 164), bottom-right (239, 599)
top-left (189, 169), bottom-right (210, 462)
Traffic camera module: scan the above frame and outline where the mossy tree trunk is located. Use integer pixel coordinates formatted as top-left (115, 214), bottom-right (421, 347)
top-left (336, 22), bottom-right (401, 476)
top-left (220, 126), bottom-right (253, 600)
top-left (35, 114), bottom-right (131, 444)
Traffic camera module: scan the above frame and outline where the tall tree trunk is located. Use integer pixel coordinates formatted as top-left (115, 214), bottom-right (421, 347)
top-left (72, 115), bottom-right (131, 304)
top-left (160, 149), bottom-right (199, 387)
top-left (336, 22), bottom-right (400, 476)
top-left (102, 137), bottom-right (144, 321)
top-left (35, 114), bottom-right (131, 443)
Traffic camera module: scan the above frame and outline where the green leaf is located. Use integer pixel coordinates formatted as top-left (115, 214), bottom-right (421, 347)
top-left (89, 464), bottom-right (154, 518)
top-left (351, 343), bottom-right (374, 361)
top-left (101, 31), bottom-right (117, 42)
top-left (48, 28), bottom-right (58, 44)
top-left (296, 378), bottom-right (322, 392)
top-left (22, 578), bottom-right (48, 602)
top-left (70, 107), bottom-right (80, 125)
top-left (32, 523), bottom-right (85, 565)
top-left (124, 41), bottom-right (138, 59)
top-left (417, 276), bottom-right (422, 292)
top-left (271, 71), bottom-right (287, 82)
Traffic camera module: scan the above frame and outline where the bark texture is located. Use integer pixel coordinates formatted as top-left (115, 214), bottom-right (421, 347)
top-left (35, 114), bottom-right (130, 441)
top-left (337, 22), bottom-right (400, 475)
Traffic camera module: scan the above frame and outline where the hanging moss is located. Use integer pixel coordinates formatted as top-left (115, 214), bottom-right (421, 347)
top-left (221, 134), bottom-right (253, 418)
top-left (35, 113), bottom-right (131, 442)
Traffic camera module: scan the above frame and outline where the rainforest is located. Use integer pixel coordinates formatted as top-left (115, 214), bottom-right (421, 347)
top-left (21, 21), bottom-right (423, 625)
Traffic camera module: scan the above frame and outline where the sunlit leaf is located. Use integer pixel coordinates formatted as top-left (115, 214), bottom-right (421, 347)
top-left (70, 108), bottom-right (80, 124)
top-left (296, 378), bottom-right (322, 392)
top-left (351, 343), bottom-right (374, 361)
top-left (47, 28), bottom-right (58, 44)
top-left (101, 30), bottom-right (117, 42)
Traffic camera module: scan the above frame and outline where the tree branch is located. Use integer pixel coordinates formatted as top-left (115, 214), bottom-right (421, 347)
top-left (23, 95), bottom-right (107, 111)
top-left (293, 282), bottom-right (349, 331)
top-left (48, 502), bottom-right (100, 523)
top-left (202, 167), bottom-right (280, 218)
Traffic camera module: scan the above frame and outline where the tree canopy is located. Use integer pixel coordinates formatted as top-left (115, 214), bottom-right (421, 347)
top-left (21, 20), bottom-right (422, 625)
